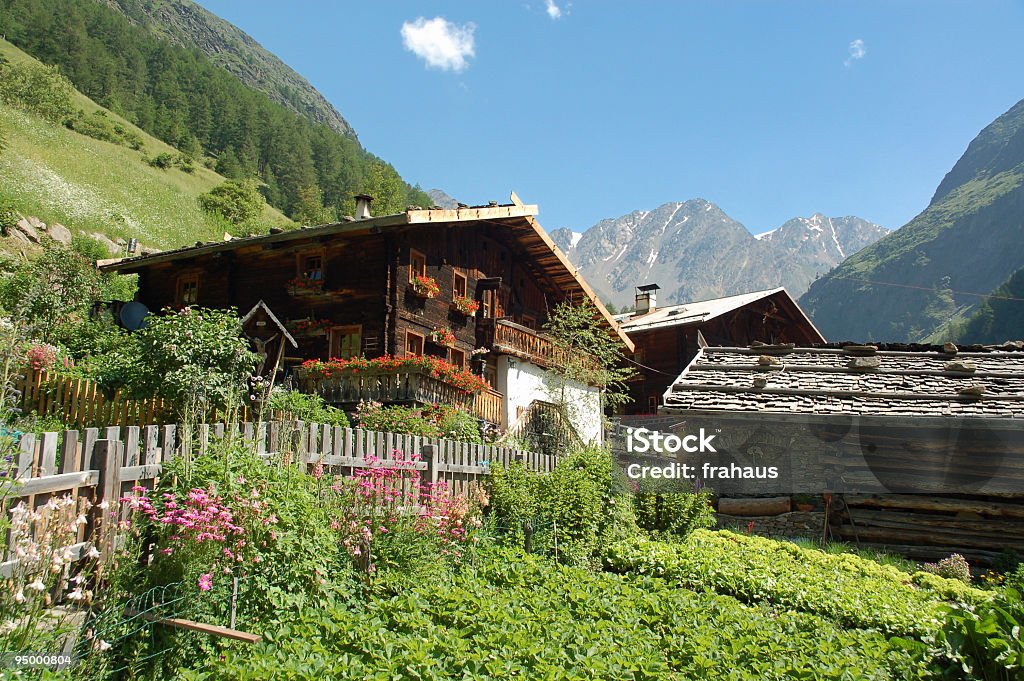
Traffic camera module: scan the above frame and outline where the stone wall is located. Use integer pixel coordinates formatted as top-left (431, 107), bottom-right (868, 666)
top-left (716, 511), bottom-right (825, 540)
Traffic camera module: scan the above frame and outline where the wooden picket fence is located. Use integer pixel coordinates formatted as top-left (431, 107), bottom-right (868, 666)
top-left (18, 368), bottom-right (171, 428)
top-left (16, 369), bottom-right (258, 429)
top-left (0, 418), bottom-right (552, 579)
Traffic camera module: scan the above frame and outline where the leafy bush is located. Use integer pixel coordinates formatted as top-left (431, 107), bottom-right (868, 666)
top-left (0, 241), bottom-right (103, 342)
top-left (198, 547), bottom-right (932, 680)
top-left (354, 400), bottom-right (482, 443)
top-left (603, 532), bottom-right (991, 638)
top-left (488, 445), bottom-right (624, 565)
top-left (0, 197), bottom-right (17, 235)
top-left (933, 586), bottom-right (1024, 680)
top-left (923, 553), bottom-right (972, 584)
top-left (198, 179), bottom-right (266, 227)
top-left (91, 307), bottom-right (257, 416)
top-left (66, 109), bottom-right (143, 149)
top-left (266, 389), bottom-right (349, 427)
top-left (0, 60), bottom-right (76, 123)
top-left (148, 151), bottom-right (194, 172)
top-left (633, 478), bottom-right (716, 539)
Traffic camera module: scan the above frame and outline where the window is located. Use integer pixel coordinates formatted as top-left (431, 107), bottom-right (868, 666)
top-left (329, 325), bottom-right (362, 359)
top-left (176, 274), bottom-right (199, 306)
top-left (406, 331), bottom-right (424, 357)
top-left (300, 253), bottom-right (323, 282)
top-left (647, 396), bottom-right (658, 414)
top-left (409, 249), bottom-right (426, 283)
top-left (481, 290), bottom-right (494, 318)
top-left (520, 314), bottom-right (536, 330)
top-left (449, 347), bottom-right (466, 369)
top-left (453, 270), bottom-right (467, 299)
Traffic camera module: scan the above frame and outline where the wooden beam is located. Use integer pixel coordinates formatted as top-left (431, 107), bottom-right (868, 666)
top-left (125, 609), bottom-right (261, 644)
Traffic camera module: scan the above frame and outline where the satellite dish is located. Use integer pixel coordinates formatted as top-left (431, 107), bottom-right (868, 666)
top-left (120, 302), bottom-right (150, 331)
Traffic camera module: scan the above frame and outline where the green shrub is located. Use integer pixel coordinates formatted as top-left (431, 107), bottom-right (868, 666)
top-left (0, 60), bottom-right (75, 123)
top-left (603, 532), bottom-right (992, 638)
top-left (354, 400), bottom-right (481, 443)
top-left (266, 389), bottom-right (349, 427)
top-left (633, 478), bottom-right (716, 539)
top-left (933, 586), bottom-right (1024, 680)
top-left (488, 445), bottom-right (625, 565)
top-left (90, 307), bottom-right (257, 416)
top-left (198, 179), bottom-right (266, 228)
top-left (0, 197), bottom-right (17, 236)
top-left (66, 109), bottom-right (144, 149)
top-left (103, 438), bottom-right (358, 676)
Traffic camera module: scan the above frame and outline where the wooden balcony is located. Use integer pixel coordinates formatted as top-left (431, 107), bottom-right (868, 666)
top-left (482, 319), bottom-right (559, 368)
top-left (296, 366), bottom-right (504, 423)
top-left (481, 319), bottom-right (599, 373)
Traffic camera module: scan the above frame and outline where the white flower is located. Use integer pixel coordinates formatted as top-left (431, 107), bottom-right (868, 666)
top-left (98, 501), bottom-right (109, 510)
top-left (67, 588), bottom-right (85, 601)
top-left (86, 546), bottom-right (101, 559)
top-left (27, 579), bottom-right (46, 592)
top-left (14, 590), bottom-right (25, 604)
top-left (94, 639), bottom-right (111, 651)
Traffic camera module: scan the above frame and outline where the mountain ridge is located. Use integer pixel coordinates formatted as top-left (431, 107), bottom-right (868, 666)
top-left (799, 97), bottom-right (1024, 343)
top-left (552, 200), bottom-right (887, 309)
top-left (101, 0), bottom-right (357, 139)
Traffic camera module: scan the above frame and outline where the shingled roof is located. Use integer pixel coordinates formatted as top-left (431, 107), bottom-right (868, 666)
top-left (661, 343), bottom-right (1024, 418)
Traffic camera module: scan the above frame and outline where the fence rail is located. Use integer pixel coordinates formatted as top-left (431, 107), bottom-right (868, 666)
top-left (2, 419), bottom-right (551, 577)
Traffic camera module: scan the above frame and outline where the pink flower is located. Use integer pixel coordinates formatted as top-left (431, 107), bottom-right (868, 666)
top-left (198, 573), bottom-right (213, 592)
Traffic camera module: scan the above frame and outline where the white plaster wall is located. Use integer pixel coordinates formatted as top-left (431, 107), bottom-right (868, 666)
top-left (495, 356), bottom-right (603, 444)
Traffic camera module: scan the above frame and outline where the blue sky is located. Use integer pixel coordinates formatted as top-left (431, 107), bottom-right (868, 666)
top-left (199, 1), bottom-right (1024, 235)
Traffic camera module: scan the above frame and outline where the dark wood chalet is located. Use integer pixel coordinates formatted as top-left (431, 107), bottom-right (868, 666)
top-left (617, 287), bottom-right (825, 414)
top-left (103, 195), bottom-right (632, 437)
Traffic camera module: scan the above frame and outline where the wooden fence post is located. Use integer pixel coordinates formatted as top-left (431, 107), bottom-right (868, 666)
top-left (90, 439), bottom-right (122, 561)
top-left (423, 444), bottom-right (438, 486)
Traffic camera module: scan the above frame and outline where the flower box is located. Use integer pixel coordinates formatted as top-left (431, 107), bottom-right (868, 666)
top-left (409, 275), bottom-right (440, 299)
top-left (451, 295), bottom-right (480, 316)
top-left (429, 326), bottom-right (457, 347)
top-left (286, 276), bottom-right (324, 296)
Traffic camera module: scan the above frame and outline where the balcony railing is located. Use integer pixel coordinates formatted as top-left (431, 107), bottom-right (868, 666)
top-left (482, 319), bottom-right (599, 373)
top-left (296, 366), bottom-right (504, 423)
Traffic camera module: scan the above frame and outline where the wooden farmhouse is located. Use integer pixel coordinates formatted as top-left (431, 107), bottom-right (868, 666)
top-left (658, 342), bottom-right (1024, 564)
top-left (616, 286), bottom-right (825, 414)
top-left (103, 194), bottom-right (633, 443)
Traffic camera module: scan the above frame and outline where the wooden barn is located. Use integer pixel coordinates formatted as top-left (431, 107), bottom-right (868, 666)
top-left (617, 287), bottom-right (825, 414)
top-left (102, 194), bottom-right (632, 442)
top-left (658, 342), bottom-right (1024, 565)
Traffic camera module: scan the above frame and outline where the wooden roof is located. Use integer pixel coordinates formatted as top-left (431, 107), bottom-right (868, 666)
top-left (662, 343), bottom-right (1024, 418)
top-left (102, 192), bottom-right (633, 350)
top-left (616, 288), bottom-right (825, 343)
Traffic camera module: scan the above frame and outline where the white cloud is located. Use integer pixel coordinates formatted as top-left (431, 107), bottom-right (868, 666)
top-left (544, 0), bottom-right (562, 19)
top-left (844, 38), bottom-right (866, 67)
top-left (401, 17), bottom-right (476, 72)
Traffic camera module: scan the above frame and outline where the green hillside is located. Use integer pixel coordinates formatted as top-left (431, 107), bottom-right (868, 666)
top-left (799, 98), bottom-right (1024, 342)
top-left (0, 0), bottom-right (431, 221)
top-left (0, 38), bottom-right (289, 252)
top-left (949, 266), bottom-right (1024, 344)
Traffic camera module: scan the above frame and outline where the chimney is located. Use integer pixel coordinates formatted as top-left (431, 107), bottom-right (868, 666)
top-left (635, 283), bottom-right (660, 315)
top-left (354, 194), bottom-right (374, 219)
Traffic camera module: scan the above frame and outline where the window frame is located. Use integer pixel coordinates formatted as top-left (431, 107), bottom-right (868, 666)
top-left (409, 249), bottom-right (427, 283)
top-left (175, 273), bottom-right (199, 306)
top-left (298, 250), bottom-right (325, 282)
top-left (329, 324), bottom-right (362, 360)
top-left (449, 347), bottom-right (466, 369)
top-left (452, 269), bottom-right (468, 299)
top-left (406, 330), bottom-right (425, 357)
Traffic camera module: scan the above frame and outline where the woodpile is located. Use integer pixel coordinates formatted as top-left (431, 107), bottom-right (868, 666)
top-left (831, 493), bottom-right (1024, 565)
